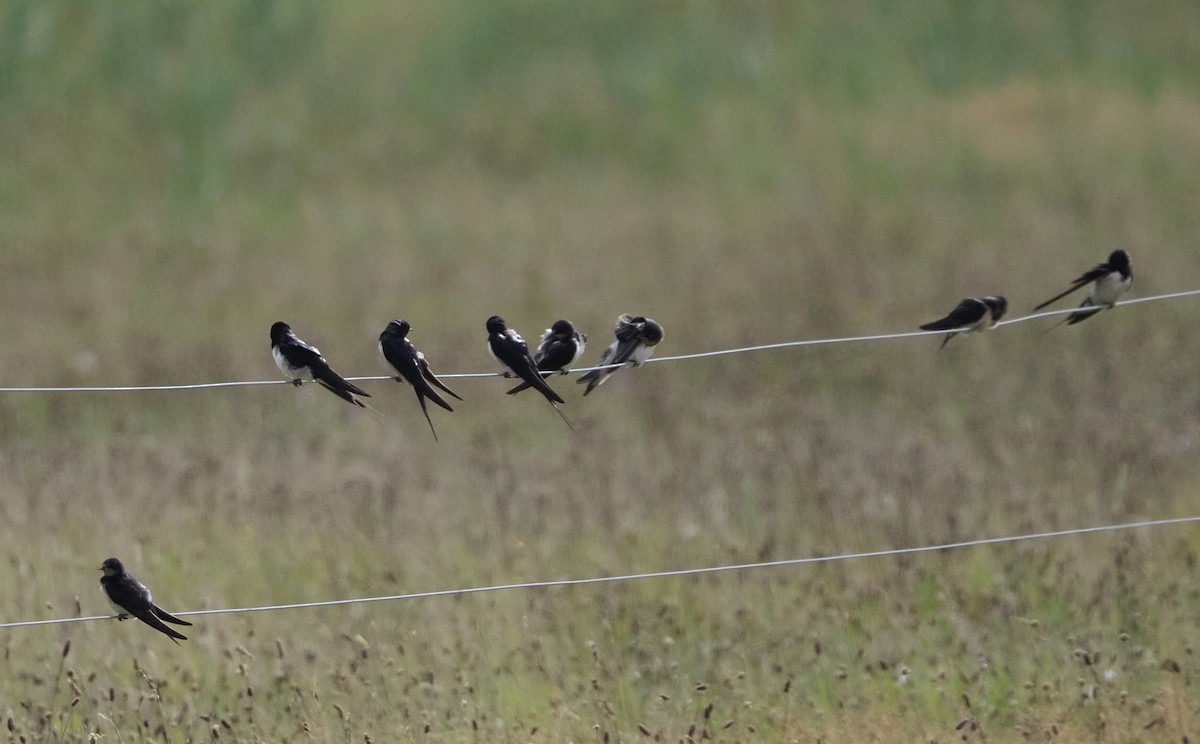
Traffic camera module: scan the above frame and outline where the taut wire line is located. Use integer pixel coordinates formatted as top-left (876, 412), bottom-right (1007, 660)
top-left (0, 289), bottom-right (1196, 394)
top-left (1, 515), bottom-right (1197, 630)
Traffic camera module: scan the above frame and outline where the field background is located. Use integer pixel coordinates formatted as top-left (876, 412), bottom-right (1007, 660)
top-left (1, 2), bottom-right (1199, 742)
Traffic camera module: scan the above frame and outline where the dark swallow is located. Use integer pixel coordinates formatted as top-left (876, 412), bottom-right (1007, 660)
top-left (379, 319), bottom-right (462, 441)
top-left (487, 316), bottom-right (574, 429)
top-left (919, 296), bottom-right (1008, 349)
top-left (99, 557), bottom-right (192, 644)
top-left (1033, 249), bottom-right (1133, 324)
top-left (577, 314), bottom-right (664, 395)
top-left (270, 321), bottom-right (371, 408)
top-left (506, 319), bottom-right (587, 395)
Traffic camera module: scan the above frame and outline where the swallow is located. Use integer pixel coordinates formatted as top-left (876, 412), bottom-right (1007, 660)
top-left (506, 319), bottom-right (587, 395)
top-left (487, 316), bottom-right (574, 429)
top-left (379, 319), bottom-right (462, 441)
top-left (577, 314), bottom-right (664, 395)
top-left (919, 296), bottom-right (1008, 349)
top-left (99, 557), bottom-right (192, 644)
top-left (1033, 249), bottom-right (1133, 325)
top-left (270, 321), bottom-right (371, 408)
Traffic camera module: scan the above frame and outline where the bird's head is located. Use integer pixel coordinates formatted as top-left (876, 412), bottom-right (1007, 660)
top-left (486, 316), bottom-right (507, 334)
top-left (984, 296), bottom-right (1008, 321)
top-left (640, 319), bottom-right (665, 345)
top-left (1109, 249), bottom-right (1131, 272)
top-left (99, 557), bottom-right (124, 577)
top-left (383, 319), bottom-right (411, 339)
top-left (269, 322), bottom-right (292, 344)
top-left (550, 319), bottom-right (575, 339)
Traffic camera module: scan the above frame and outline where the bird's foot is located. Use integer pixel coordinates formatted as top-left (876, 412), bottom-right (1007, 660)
top-left (116, 613), bottom-right (130, 621)
top-left (290, 379), bottom-right (304, 387)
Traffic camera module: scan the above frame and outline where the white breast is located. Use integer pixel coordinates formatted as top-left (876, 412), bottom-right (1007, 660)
top-left (273, 347), bottom-right (311, 380)
top-left (1090, 272), bottom-right (1130, 306)
top-left (630, 343), bottom-right (656, 366)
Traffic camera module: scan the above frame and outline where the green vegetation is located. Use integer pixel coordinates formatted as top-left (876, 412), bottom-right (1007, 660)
top-left (1, 1), bottom-right (1199, 741)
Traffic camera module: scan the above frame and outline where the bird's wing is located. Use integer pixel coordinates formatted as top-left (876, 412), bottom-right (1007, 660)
top-left (418, 355), bottom-right (462, 402)
top-left (415, 357), bottom-right (456, 411)
top-left (920, 299), bottom-right (985, 331)
top-left (132, 608), bottom-right (187, 643)
top-left (1033, 264), bottom-right (1110, 311)
top-left (310, 359), bottom-right (370, 399)
top-left (151, 603), bottom-right (193, 626)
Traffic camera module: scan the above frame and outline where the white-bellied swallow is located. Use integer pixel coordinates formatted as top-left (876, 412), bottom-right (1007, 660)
top-left (919, 296), bottom-right (1008, 349)
top-left (1033, 249), bottom-right (1132, 325)
top-left (379, 319), bottom-right (462, 441)
top-left (270, 321), bottom-right (371, 408)
top-left (99, 557), bottom-right (192, 644)
top-left (577, 314), bottom-right (664, 395)
top-left (486, 316), bottom-right (574, 429)
top-left (506, 319), bottom-right (587, 395)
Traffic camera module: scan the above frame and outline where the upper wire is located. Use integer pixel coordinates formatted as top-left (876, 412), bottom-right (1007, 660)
top-left (0, 290), bottom-right (1195, 394)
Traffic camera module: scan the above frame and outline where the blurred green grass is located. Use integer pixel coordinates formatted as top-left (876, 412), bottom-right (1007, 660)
top-left (1, 1), bottom-right (1199, 740)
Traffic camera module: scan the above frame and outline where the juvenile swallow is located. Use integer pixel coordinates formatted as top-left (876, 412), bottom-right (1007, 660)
top-left (379, 319), bottom-right (462, 441)
top-left (270, 321), bottom-right (371, 408)
top-left (99, 557), bottom-right (192, 644)
top-left (577, 314), bottom-right (664, 395)
top-left (487, 316), bottom-right (573, 429)
top-left (1033, 249), bottom-right (1133, 325)
top-left (506, 319), bottom-right (587, 395)
top-left (919, 296), bottom-right (1008, 349)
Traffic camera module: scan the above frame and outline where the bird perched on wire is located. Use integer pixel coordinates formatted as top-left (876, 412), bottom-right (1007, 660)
top-left (577, 314), bottom-right (664, 395)
top-left (486, 316), bottom-right (573, 429)
top-left (1033, 249), bottom-right (1132, 325)
top-left (919, 296), bottom-right (1008, 349)
top-left (99, 557), bottom-right (192, 644)
top-left (270, 321), bottom-right (372, 409)
top-left (379, 319), bottom-right (462, 441)
top-left (506, 319), bottom-right (587, 395)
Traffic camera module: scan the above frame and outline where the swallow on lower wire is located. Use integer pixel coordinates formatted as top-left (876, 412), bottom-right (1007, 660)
top-left (487, 316), bottom-right (573, 429)
top-left (379, 319), bottom-right (462, 441)
top-left (919, 296), bottom-right (1008, 349)
top-left (577, 314), bottom-right (664, 395)
top-left (1033, 249), bottom-right (1132, 325)
top-left (506, 319), bottom-right (587, 395)
top-left (99, 557), bottom-right (192, 644)
top-left (270, 321), bottom-right (371, 408)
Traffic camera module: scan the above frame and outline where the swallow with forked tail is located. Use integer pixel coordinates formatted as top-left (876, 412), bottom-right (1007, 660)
top-left (99, 557), bottom-right (192, 644)
top-left (577, 314), bottom-right (663, 395)
top-left (379, 319), bottom-right (462, 441)
top-left (1033, 249), bottom-right (1132, 325)
top-left (506, 319), bottom-right (586, 395)
top-left (919, 296), bottom-right (1008, 349)
top-left (487, 316), bottom-right (573, 429)
top-left (270, 321), bottom-right (371, 408)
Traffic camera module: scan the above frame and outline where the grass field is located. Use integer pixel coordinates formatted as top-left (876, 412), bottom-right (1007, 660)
top-left (1, 2), bottom-right (1199, 741)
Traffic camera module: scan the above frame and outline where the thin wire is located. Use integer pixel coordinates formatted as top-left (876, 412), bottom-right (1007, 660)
top-left (2, 515), bottom-right (1196, 630)
top-left (0, 289), bottom-right (1195, 394)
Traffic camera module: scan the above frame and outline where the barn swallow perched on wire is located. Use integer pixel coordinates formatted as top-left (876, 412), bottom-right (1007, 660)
top-left (486, 316), bottom-right (573, 429)
top-left (577, 314), bottom-right (664, 395)
top-left (379, 319), bottom-right (462, 441)
top-left (270, 321), bottom-right (371, 408)
top-left (99, 557), bottom-right (191, 644)
top-left (919, 296), bottom-right (1008, 349)
top-left (506, 319), bottom-right (587, 395)
top-left (1033, 249), bottom-right (1132, 325)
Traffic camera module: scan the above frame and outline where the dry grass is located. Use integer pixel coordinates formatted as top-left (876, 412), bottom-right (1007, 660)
top-left (1, 2), bottom-right (1199, 741)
